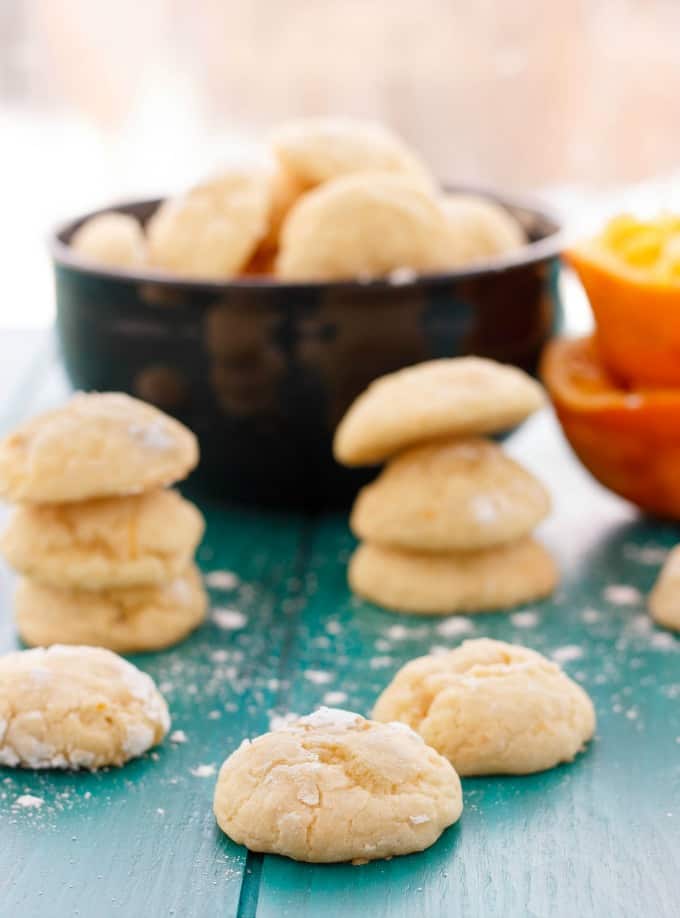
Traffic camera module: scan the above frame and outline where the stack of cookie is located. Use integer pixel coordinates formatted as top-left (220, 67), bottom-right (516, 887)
top-left (0, 392), bottom-right (207, 651)
top-left (334, 357), bottom-right (557, 615)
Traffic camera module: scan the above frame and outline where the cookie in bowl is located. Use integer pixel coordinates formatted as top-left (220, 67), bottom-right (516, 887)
top-left (276, 172), bottom-right (452, 281)
top-left (147, 167), bottom-right (271, 279)
top-left (70, 212), bottom-right (146, 268)
top-left (270, 116), bottom-right (434, 189)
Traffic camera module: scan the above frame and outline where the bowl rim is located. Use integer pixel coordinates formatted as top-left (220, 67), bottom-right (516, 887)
top-left (49, 185), bottom-right (564, 292)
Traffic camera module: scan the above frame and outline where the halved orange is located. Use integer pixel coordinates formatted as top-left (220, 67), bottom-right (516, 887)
top-left (567, 215), bottom-right (680, 387)
top-left (541, 335), bottom-right (680, 518)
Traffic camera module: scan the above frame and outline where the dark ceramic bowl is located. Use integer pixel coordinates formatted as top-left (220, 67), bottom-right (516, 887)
top-left (50, 190), bottom-right (562, 510)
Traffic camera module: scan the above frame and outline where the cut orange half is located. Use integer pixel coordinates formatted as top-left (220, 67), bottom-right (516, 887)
top-left (567, 216), bottom-right (680, 387)
top-left (541, 335), bottom-right (680, 518)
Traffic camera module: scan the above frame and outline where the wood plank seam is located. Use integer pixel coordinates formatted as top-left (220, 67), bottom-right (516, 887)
top-left (237, 852), bottom-right (264, 918)
top-left (269, 518), bottom-right (318, 722)
top-left (234, 516), bottom-right (316, 916)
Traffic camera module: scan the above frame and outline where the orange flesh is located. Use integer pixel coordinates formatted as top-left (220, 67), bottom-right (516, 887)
top-left (566, 213), bottom-right (680, 386)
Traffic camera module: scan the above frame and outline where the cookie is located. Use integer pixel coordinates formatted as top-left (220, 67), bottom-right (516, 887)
top-left (213, 707), bottom-right (462, 863)
top-left (348, 538), bottom-right (557, 615)
top-left (0, 392), bottom-right (199, 503)
top-left (648, 546), bottom-right (680, 631)
top-left (1, 490), bottom-right (204, 590)
top-left (351, 438), bottom-right (550, 552)
top-left (373, 639), bottom-right (595, 775)
top-left (15, 564), bottom-right (207, 653)
top-left (147, 168), bottom-right (270, 278)
top-left (0, 644), bottom-right (169, 769)
top-left (259, 162), bottom-right (306, 253)
top-left (276, 173), bottom-right (451, 281)
top-left (334, 357), bottom-right (545, 466)
top-left (70, 212), bottom-right (146, 269)
top-left (442, 193), bottom-right (526, 267)
top-left (271, 117), bottom-right (434, 189)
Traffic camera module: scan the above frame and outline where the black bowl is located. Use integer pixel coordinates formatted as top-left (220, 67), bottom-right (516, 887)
top-left (50, 190), bottom-right (562, 510)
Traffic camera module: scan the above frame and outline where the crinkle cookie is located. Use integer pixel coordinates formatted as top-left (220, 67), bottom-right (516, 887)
top-left (0, 644), bottom-right (170, 769)
top-left (648, 546), bottom-right (680, 631)
top-left (70, 212), bottom-right (146, 269)
top-left (15, 564), bottom-right (207, 653)
top-left (442, 193), bottom-right (526, 266)
top-left (270, 117), bottom-right (434, 189)
top-left (147, 168), bottom-right (270, 278)
top-left (0, 392), bottom-right (199, 503)
top-left (373, 639), bottom-right (595, 775)
top-left (276, 173), bottom-right (451, 281)
top-left (213, 707), bottom-right (462, 863)
top-left (1, 489), bottom-right (204, 590)
top-left (348, 538), bottom-right (557, 615)
top-left (351, 438), bottom-right (550, 552)
top-left (334, 357), bottom-right (545, 466)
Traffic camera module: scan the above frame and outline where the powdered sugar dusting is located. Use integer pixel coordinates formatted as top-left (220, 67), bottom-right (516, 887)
top-left (511, 611), bottom-right (539, 628)
top-left (169, 577), bottom-right (192, 604)
top-left (409, 814), bottom-right (431, 825)
top-left (128, 420), bottom-right (173, 450)
top-left (551, 645), bottom-right (584, 664)
top-left (370, 656), bottom-right (392, 669)
top-left (650, 632), bottom-right (677, 651)
top-left (270, 712), bottom-right (299, 731)
top-left (190, 763), bottom-right (216, 777)
top-left (388, 266), bottom-right (417, 285)
top-left (323, 690), bottom-right (348, 705)
top-left (123, 723), bottom-right (155, 758)
top-left (297, 707), bottom-right (361, 729)
top-left (304, 669), bottom-right (333, 685)
top-left (436, 617), bottom-right (474, 638)
top-left (204, 570), bottom-right (240, 590)
top-left (386, 624), bottom-right (410, 640)
top-left (14, 794), bottom-right (44, 809)
top-left (213, 608), bottom-right (247, 630)
top-left (386, 721), bottom-right (423, 741)
top-left (297, 787), bottom-right (320, 806)
top-left (623, 544), bottom-right (669, 565)
top-left (471, 495), bottom-right (498, 524)
top-left (603, 584), bottom-right (642, 606)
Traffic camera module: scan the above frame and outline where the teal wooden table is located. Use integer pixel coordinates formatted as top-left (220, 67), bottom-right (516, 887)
top-left (1, 335), bottom-right (678, 918)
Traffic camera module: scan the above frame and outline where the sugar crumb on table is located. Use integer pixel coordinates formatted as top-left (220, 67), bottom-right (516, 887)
top-left (212, 608), bottom-right (247, 630)
top-left (204, 570), bottom-right (240, 590)
top-left (603, 584), bottom-right (642, 605)
top-left (435, 617), bottom-right (474, 638)
top-left (550, 645), bottom-right (584, 664)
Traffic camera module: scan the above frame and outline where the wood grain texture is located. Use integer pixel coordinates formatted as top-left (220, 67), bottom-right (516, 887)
top-left (256, 415), bottom-right (680, 918)
top-left (0, 341), bottom-right (679, 917)
top-left (1, 499), bottom-right (310, 917)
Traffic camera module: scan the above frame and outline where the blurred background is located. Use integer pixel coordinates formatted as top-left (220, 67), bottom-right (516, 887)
top-left (2, 0), bottom-right (680, 328)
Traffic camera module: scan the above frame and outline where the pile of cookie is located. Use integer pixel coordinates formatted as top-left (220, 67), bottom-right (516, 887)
top-left (69, 116), bottom-right (528, 282)
top-left (0, 392), bottom-right (207, 652)
top-left (334, 357), bottom-right (557, 615)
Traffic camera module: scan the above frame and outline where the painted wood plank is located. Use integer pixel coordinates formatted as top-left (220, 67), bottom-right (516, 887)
top-left (1, 339), bottom-right (679, 917)
top-left (256, 413), bottom-right (680, 918)
top-left (0, 500), bottom-right (311, 917)
top-left (0, 344), bottom-right (312, 917)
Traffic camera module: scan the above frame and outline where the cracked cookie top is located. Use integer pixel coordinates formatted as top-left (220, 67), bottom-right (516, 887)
top-left (213, 707), bottom-right (462, 863)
